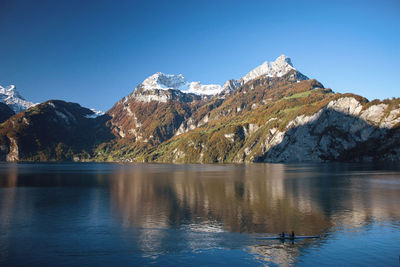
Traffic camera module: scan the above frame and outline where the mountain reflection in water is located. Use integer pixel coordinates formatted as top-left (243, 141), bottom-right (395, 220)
top-left (110, 164), bottom-right (330, 234)
top-left (110, 164), bottom-right (399, 233)
top-left (0, 163), bottom-right (399, 266)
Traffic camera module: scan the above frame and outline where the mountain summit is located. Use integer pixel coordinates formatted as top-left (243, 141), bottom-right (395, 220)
top-left (240, 54), bottom-right (308, 84)
top-left (0, 85), bottom-right (36, 113)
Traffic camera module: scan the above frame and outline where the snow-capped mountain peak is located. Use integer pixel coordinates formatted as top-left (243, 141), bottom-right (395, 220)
top-left (139, 72), bottom-right (223, 96)
top-left (141, 72), bottom-right (189, 91)
top-left (0, 84), bottom-right (36, 113)
top-left (270, 54), bottom-right (294, 74)
top-left (240, 54), bottom-right (300, 84)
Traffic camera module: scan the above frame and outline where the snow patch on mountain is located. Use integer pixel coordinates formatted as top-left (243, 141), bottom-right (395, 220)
top-left (85, 108), bottom-right (105, 119)
top-left (0, 85), bottom-right (36, 113)
top-left (46, 100), bottom-right (104, 119)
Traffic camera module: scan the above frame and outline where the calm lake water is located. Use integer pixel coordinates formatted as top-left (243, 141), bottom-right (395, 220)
top-left (0, 163), bottom-right (399, 266)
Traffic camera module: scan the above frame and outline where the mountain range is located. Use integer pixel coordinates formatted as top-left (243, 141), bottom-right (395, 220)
top-left (1, 55), bottom-right (399, 163)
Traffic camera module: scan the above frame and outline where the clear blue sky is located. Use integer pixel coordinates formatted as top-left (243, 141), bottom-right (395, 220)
top-left (0, 0), bottom-right (399, 111)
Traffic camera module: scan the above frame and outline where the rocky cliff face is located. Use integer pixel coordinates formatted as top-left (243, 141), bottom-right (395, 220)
top-left (106, 88), bottom-right (207, 145)
top-left (258, 97), bottom-right (400, 162)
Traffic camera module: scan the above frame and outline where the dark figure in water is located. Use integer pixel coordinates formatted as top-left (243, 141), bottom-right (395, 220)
top-left (290, 231), bottom-right (295, 240)
top-left (280, 232), bottom-right (285, 239)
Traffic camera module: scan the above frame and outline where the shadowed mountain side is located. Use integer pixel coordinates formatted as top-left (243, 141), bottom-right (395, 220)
top-left (0, 100), bottom-right (114, 161)
top-left (257, 108), bottom-right (400, 163)
top-left (0, 102), bottom-right (15, 123)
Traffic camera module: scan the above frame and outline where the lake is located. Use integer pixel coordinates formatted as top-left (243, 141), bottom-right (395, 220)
top-left (0, 163), bottom-right (399, 266)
